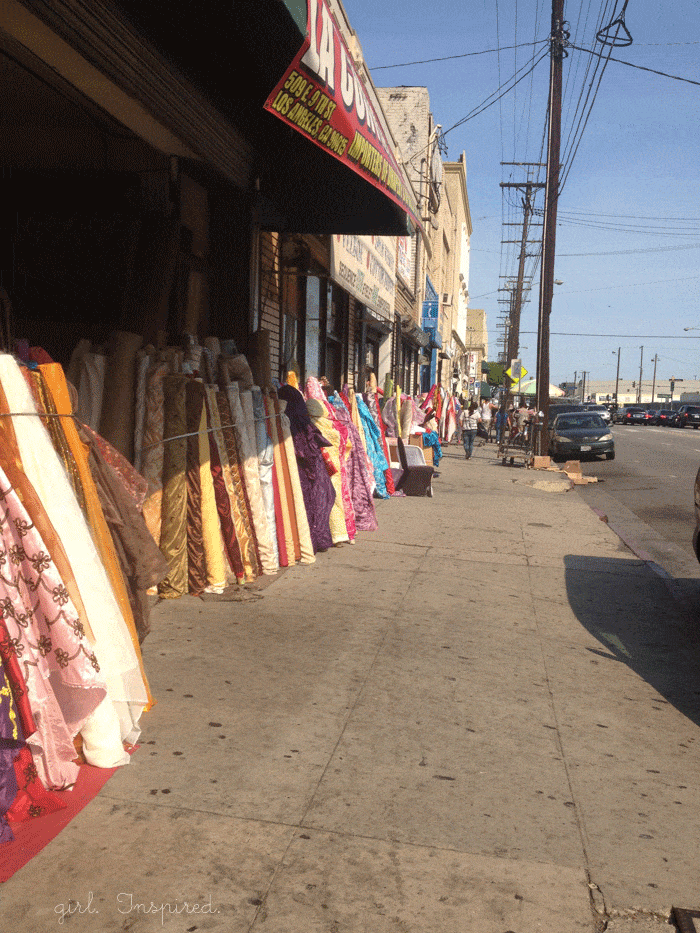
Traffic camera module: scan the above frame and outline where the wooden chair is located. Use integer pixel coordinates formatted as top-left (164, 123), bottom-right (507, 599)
top-left (395, 436), bottom-right (434, 497)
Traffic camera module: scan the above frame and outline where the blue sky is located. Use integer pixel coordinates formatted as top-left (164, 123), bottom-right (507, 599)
top-left (343, 0), bottom-right (700, 388)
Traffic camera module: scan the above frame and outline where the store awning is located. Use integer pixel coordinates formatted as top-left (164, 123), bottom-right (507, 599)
top-left (260, 0), bottom-right (421, 235)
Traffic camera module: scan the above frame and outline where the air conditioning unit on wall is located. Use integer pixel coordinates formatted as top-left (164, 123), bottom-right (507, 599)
top-left (442, 293), bottom-right (452, 306)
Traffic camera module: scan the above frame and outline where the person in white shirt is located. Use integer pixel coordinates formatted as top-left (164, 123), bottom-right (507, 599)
top-left (479, 399), bottom-right (492, 446)
top-left (459, 401), bottom-right (481, 460)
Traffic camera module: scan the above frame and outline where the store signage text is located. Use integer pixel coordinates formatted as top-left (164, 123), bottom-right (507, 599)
top-left (264, 0), bottom-right (419, 228)
top-left (331, 234), bottom-right (396, 319)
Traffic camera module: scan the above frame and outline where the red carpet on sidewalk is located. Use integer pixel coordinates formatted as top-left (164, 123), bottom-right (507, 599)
top-left (0, 752), bottom-right (135, 883)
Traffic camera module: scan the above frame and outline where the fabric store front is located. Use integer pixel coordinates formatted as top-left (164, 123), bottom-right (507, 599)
top-left (330, 234), bottom-right (396, 393)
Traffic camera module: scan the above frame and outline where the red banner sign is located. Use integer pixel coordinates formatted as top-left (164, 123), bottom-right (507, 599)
top-left (264, 0), bottom-right (420, 230)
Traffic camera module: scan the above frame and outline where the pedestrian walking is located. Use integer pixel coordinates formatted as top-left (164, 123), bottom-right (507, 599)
top-left (478, 399), bottom-right (492, 446)
top-left (495, 404), bottom-right (510, 445)
top-left (459, 401), bottom-right (481, 460)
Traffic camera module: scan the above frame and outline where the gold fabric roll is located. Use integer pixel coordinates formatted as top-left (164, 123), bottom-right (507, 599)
top-left (158, 375), bottom-right (189, 598)
top-left (39, 364), bottom-right (154, 709)
top-left (198, 393), bottom-right (226, 590)
top-left (141, 360), bottom-right (169, 547)
top-left (217, 390), bottom-right (259, 581)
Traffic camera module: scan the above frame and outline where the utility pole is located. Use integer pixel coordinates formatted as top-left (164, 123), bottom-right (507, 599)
top-left (638, 346), bottom-right (644, 403)
top-left (500, 175), bottom-right (543, 365)
top-left (650, 354), bottom-right (659, 404)
top-left (614, 347), bottom-right (621, 408)
top-left (581, 371), bottom-right (588, 402)
top-left (535, 0), bottom-right (567, 454)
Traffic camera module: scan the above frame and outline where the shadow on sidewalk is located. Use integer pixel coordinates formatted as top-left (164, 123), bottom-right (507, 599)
top-left (564, 555), bottom-right (700, 727)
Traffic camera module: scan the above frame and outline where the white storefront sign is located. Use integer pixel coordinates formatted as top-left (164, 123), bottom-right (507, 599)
top-left (331, 234), bottom-right (396, 320)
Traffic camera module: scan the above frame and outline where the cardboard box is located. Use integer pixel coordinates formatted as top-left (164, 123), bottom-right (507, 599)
top-left (531, 456), bottom-right (551, 470)
top-left (564, 460), bottom-right (581, 474)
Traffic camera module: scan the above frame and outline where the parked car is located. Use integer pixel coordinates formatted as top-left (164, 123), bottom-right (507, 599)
top-left (620, 406), bottom-right (650, 425)
top-left (583, 403), bottom-right (612, 424)
top-left (677, 405), bottom-right (700, 429)
top-left (549, 411), bottom-right (615, 461)
top-left (547, 403), bottom-right (584, 427)
top-left (651, 409), bottom-right (679, 427)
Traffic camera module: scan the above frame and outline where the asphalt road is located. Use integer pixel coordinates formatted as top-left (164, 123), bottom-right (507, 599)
top-left (574, 421), bottom-right (700, 582)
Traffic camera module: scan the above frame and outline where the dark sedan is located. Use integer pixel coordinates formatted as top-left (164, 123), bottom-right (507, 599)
top-left (549, 412), bottom-right (615, 461)
top-left (651, 409), bottom-right (679, 427)
top-left (678, 405), bottom-right (700, 429)
top-left (621, 407), bottom-right (650, 425)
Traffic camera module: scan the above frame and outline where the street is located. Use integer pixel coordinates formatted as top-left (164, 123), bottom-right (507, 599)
top-left (576, 423), bottom-right (700, 590)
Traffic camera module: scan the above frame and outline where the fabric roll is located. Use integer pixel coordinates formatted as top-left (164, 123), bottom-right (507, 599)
top-left (0, 619), bottom-right (37, 740)
top-left (306, 380), bottom-right (356, 542)
top-left (158, 374), bottom-right (189, 598)
top-left (269, 435), bottom-right (288, 567)
top-left (305, 397), bottom-right (348, 545)
top-left (0, 657), bottom-right (22, 843)
top-left (237, 387), bottom-right (278, 574)
top-left (79, 425), bottom-right (169, 643)
top-left (133, 348), bottom-right (152, 473)
top-left (348, 389), bottom-right (368, 455)
top-left (0, 354), bottom-right (146, 753)
top-left (28, 368), bottom-right (87, 516)
top-left (39, 364), bottom-right (154, 710)
top-left (205, 388), bottom-right (245, 583)
top-left (276, 395), bottom-right (315, 564)
top-left (185, 380), bottom-right (208, 597)
top-left (0, 465), bottom-right (107, 788)
top-left (251, 387), bottom-right (279, 566)
top-left (399, 394), bottom-right (412, 439)
top-left (141, 360), bottom-right (169, 547)
top-left (366, 391), bottom-right (396, 496)
top-left (329, 394), bottom-right (377, 532)
top-left (99, 331), bottom-right (143, 462)
top-left (265, 392), bottom-right (296, 566)
top-left (356, 394), bottom-right (389, 499)
top-left (198, 391), bottom-right (226, 592)
top-left (0, 390), bottom-right (96, 646)
top-left (277, 384), bottom-right (334, 554)
top-left (216, 391), bottom-right (259, 581)
top-left (76, 352), bottom-right (107, 432)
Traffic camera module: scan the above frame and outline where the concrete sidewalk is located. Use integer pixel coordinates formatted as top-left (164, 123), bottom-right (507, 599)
top-left (3, 441), bottom-right (700, 932)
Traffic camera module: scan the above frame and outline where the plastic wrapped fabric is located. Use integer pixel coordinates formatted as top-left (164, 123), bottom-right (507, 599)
top-left (251, 387), bottom-right (279, 566)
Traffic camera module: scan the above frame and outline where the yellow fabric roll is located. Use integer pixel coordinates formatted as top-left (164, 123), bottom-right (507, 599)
top-left (40, 364), bottom-right (153, 710)
top-left (265, 392), bottom-right (296, 566)
top-left (198, 397), bottom-right (226, 590)
top-left (277, 398), bottom-right (315, 565)
top-left (348, 389), bottom-right (368, 455)
top-left (306, 398), bottom-right (348, 545)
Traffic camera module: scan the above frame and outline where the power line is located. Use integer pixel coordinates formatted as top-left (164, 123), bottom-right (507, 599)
top-left (370, 39), bottom-right (548, 71)
top-left (569, 42), bottom-right (700, 87)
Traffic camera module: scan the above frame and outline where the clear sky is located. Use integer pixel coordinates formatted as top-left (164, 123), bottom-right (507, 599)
top-left (343, 0), bottom-right (700, 389)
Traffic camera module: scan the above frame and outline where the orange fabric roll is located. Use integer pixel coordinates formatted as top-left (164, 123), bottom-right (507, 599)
top-left (39, 364), bottom-right (153, 710)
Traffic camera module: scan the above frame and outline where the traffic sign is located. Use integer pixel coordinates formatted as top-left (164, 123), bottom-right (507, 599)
top-left (505, 364), bottom-right (528, 382)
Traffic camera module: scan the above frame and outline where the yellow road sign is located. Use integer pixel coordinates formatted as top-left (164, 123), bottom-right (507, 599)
top-left (505, 365), bottom-right (528, 381)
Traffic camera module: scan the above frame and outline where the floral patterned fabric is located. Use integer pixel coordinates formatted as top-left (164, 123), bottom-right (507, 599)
top-left (0, 467), bottom-right (107, 789)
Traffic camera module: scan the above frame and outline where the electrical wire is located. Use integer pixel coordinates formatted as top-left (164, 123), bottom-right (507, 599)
top-left (370, 39), bottom-right (549, 71)
top-left (568, 42), bottom-right (700, 87)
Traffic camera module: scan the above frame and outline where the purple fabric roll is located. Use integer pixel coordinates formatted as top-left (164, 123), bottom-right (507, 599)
top-left (277, 384), bottom-right (335, 553)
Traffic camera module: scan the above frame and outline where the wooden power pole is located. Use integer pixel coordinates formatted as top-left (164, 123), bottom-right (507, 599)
top-left (535, 0), bottom-right (567, 453)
